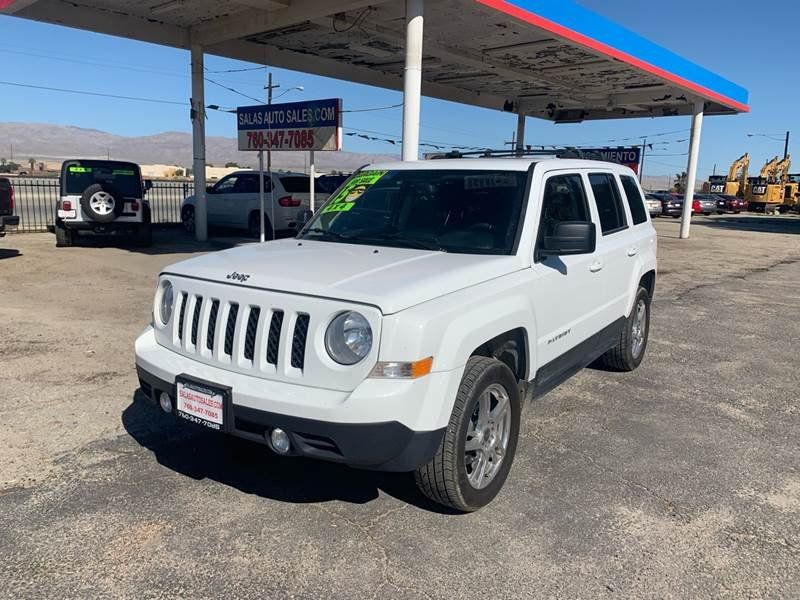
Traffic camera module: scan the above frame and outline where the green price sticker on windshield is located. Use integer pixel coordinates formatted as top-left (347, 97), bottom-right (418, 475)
top-left (68, 166), bottom-right (92, 173)
top-left (321, 170), bottom-right (387, 214)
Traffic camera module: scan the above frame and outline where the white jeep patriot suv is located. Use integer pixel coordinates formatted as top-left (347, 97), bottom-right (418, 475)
top-left (135, 158), bottom-right (657, 511)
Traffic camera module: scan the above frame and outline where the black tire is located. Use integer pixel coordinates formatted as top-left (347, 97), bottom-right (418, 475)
top-left (55, 223), bottom-right (73, 247)
top-left (134, 223), bottom-right (152, 247)
top-left (600, 286), bottom-right (651, 372)
top-left (181, 205), bottom-right (195, 235)
top-left (79, 183), bottom-right (123, 224)
top-left (415, 356), bottom-right (521, 512)
top-left (248, 211), bottom-right (274, 240)
top-left (672, 215), bottom-right (680, 219)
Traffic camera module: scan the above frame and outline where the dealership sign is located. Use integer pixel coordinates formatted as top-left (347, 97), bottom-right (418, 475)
top-left (580, 147), bottom-right (642, 173)
top-left (237, 98), bottom-right (342, 151)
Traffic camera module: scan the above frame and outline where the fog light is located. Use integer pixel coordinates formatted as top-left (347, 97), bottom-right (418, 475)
top-left (269, 428), bottom-right (291, 454)
top-left (159, 392), bottom-right (173, 413)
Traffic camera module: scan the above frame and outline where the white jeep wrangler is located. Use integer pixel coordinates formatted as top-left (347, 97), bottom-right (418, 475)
top-left (135, 158), bottom-right (657, 511)
top-left (54, 159), bottom-right (152, 247)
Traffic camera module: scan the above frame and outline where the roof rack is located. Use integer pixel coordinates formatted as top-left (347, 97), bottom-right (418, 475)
top-left (425, 148), bottom-right (587, 160)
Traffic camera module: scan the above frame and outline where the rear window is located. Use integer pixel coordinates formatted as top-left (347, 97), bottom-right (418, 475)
top-left (589, 173), bottom-right (628, 234)
top-left (620, 175), bottom-right (648, 225)
top-left (279, 175), bottom-right (311, 193)
top-left (62, 162), bottom-right (142, 197)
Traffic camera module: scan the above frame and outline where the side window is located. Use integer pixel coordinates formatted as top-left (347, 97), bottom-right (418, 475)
top-left (235, 174), bottom-right (259, 193)
top-left (536, 173), bottom-right (590, 258)
top-left (213, 175), bottom-right (237, 194)
top-left (620, 175), bottom-right (648, 225)
top-left (589, 173), bottom-right (628, 235)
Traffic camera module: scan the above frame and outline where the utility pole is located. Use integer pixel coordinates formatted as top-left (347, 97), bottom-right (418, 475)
top-left (504, 130), bottom-right (516, 152)
top-left (784, 131), bottom-right (790, 160)
top-left (712, 163), bottom-right (717, 176)
top-left (259, 71), bottom-right (280, 242)
top-left (639, 137), bottom-right (647, 184)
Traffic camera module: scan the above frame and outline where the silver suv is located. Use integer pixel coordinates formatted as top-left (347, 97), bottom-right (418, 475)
top-left (181, 170), bottom-right (320, 238)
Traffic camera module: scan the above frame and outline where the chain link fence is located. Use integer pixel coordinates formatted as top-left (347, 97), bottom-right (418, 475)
top-left (8, 177), bottom-right (193, 233)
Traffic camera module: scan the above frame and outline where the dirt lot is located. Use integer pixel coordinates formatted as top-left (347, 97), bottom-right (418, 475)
top-left (1, 215), bottom-right (799, 599)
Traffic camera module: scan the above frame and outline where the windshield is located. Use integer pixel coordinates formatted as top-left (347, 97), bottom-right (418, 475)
top-left (299, 169), bottom-right (528, 255)
top-left (62, 161), bottom-right (143, 197)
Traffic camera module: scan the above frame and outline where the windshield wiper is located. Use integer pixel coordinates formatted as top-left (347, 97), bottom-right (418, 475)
top-left (301, 228), bottom-right (355, 242)
top-left (357, 232), bottom-right (446, 252)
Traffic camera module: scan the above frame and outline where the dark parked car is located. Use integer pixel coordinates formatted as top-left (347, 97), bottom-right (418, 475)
top-left (653, 192), bottom-right (684, 218)
top-left (714, 194), bottom-right (747, 214)
top-left (316, 174), bottom-right (350, 195)
top-left (0, 177), bottom-right (19, 237)
top-left (691, 193), bottom-right (718, 215)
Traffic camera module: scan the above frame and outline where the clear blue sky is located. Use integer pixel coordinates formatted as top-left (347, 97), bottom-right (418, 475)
top-left (0, 0), bottom-right (796, 178)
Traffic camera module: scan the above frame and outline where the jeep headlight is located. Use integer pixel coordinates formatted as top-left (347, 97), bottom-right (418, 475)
top-left (156, 280), bottom-right (174, 327)
top-left (325, 311), bottom-right (372, 365)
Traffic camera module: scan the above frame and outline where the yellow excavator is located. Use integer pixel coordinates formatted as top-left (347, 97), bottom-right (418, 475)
top-left (745, 156), bottom-right (798, 213)
top-left (704, 153), bottom-right (749, 196)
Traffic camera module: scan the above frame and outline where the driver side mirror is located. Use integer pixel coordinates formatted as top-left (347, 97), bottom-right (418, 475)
top-left (206, 185), bottom-right (215, 194)
top-left (143, 179), bottom-right (153, 192)
top-left (540, 221), bottom-right (596, 256)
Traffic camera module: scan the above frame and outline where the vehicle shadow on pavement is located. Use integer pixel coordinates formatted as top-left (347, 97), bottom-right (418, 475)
top-left (65, 227), bottom-right (242, 256)
top-left (122, 391), bottom-right (459, 514)
top-left (0, 248), bottom-right (21, 260)
top-left (696, 216), bottom-right (800, 235)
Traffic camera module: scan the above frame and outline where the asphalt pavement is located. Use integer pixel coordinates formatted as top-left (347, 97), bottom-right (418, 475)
top-left (0, 215), bottom-right (798, 599)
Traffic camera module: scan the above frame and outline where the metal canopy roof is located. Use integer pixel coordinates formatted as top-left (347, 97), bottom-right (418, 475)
top-left (3, 0), bottom-right (748, 122)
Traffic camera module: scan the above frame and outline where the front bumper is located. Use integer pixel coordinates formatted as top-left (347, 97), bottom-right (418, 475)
top-left (135, 327), bottom-right (455, 471)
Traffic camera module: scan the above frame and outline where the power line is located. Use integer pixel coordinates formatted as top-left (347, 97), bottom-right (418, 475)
top-left (343, 103), bottom-right (403, 113)
top-left (0, 80), bottom-right (185, 105)
top-left (205, 65), bottom-right (266, 74)
top-left (204, 78), bottom-right (263, 104)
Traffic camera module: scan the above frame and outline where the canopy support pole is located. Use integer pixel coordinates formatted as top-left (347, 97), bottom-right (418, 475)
top-left (190, 41), bottom-right (208, 242)
top-left (515, 112), bottom-right (526, 156)
top-left (680, 100), bottom-right (704, 239)
top-left (402, 0), bottom-right (424, 161)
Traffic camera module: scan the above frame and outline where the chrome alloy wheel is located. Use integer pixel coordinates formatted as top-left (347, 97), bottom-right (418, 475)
top-left (89, 191), bottom-right (115, 216)
top-left (631, 298), bottom-right (648, 359)
top-left (464, 383), bottom-right (512, 489)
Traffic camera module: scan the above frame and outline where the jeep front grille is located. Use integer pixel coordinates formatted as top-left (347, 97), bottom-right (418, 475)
top-left (170, 294), bottom-right (309, 374)
top-left (266, 310), bottom-right (284, 365)
top-left (291, 314), bottom-right (310, 369)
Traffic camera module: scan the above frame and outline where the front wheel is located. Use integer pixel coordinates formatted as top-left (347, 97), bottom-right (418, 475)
top-left (600, 286), bottom-right (651, 371)
top-left (134, 223), bottom-right (152, 247)
top-left (415, 356), bottom-right (521, 512)
top-left (181, 205), bottom-right (195, 235)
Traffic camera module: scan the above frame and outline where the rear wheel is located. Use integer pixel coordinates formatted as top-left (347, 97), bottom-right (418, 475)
top-left (55, 223), bottom-right (73, 247)
top-left (600, 286), bottom-right (650, 372)
top-left (415, 356), bottom-right (520, 512)
top-left (248, 211), bottom-right (274, 240)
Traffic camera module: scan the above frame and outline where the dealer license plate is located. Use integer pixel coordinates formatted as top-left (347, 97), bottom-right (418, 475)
top-left (176, 379), bottom-right (226, 430)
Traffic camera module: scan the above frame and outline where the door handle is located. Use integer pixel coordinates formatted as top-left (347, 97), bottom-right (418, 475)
top-left (627, 247), bottom-right (639, 257)
top-left (589, 261), bottom-right (604, 273)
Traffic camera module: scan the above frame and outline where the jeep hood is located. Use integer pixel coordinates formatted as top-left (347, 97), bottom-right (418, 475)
top-left (163, 239), bottom-right (523, 314)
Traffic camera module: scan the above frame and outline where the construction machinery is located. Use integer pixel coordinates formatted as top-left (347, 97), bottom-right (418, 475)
top-left (744, 155), bottom-right (798, 213)
top-left (704, 153), bottom-right (749, 196)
